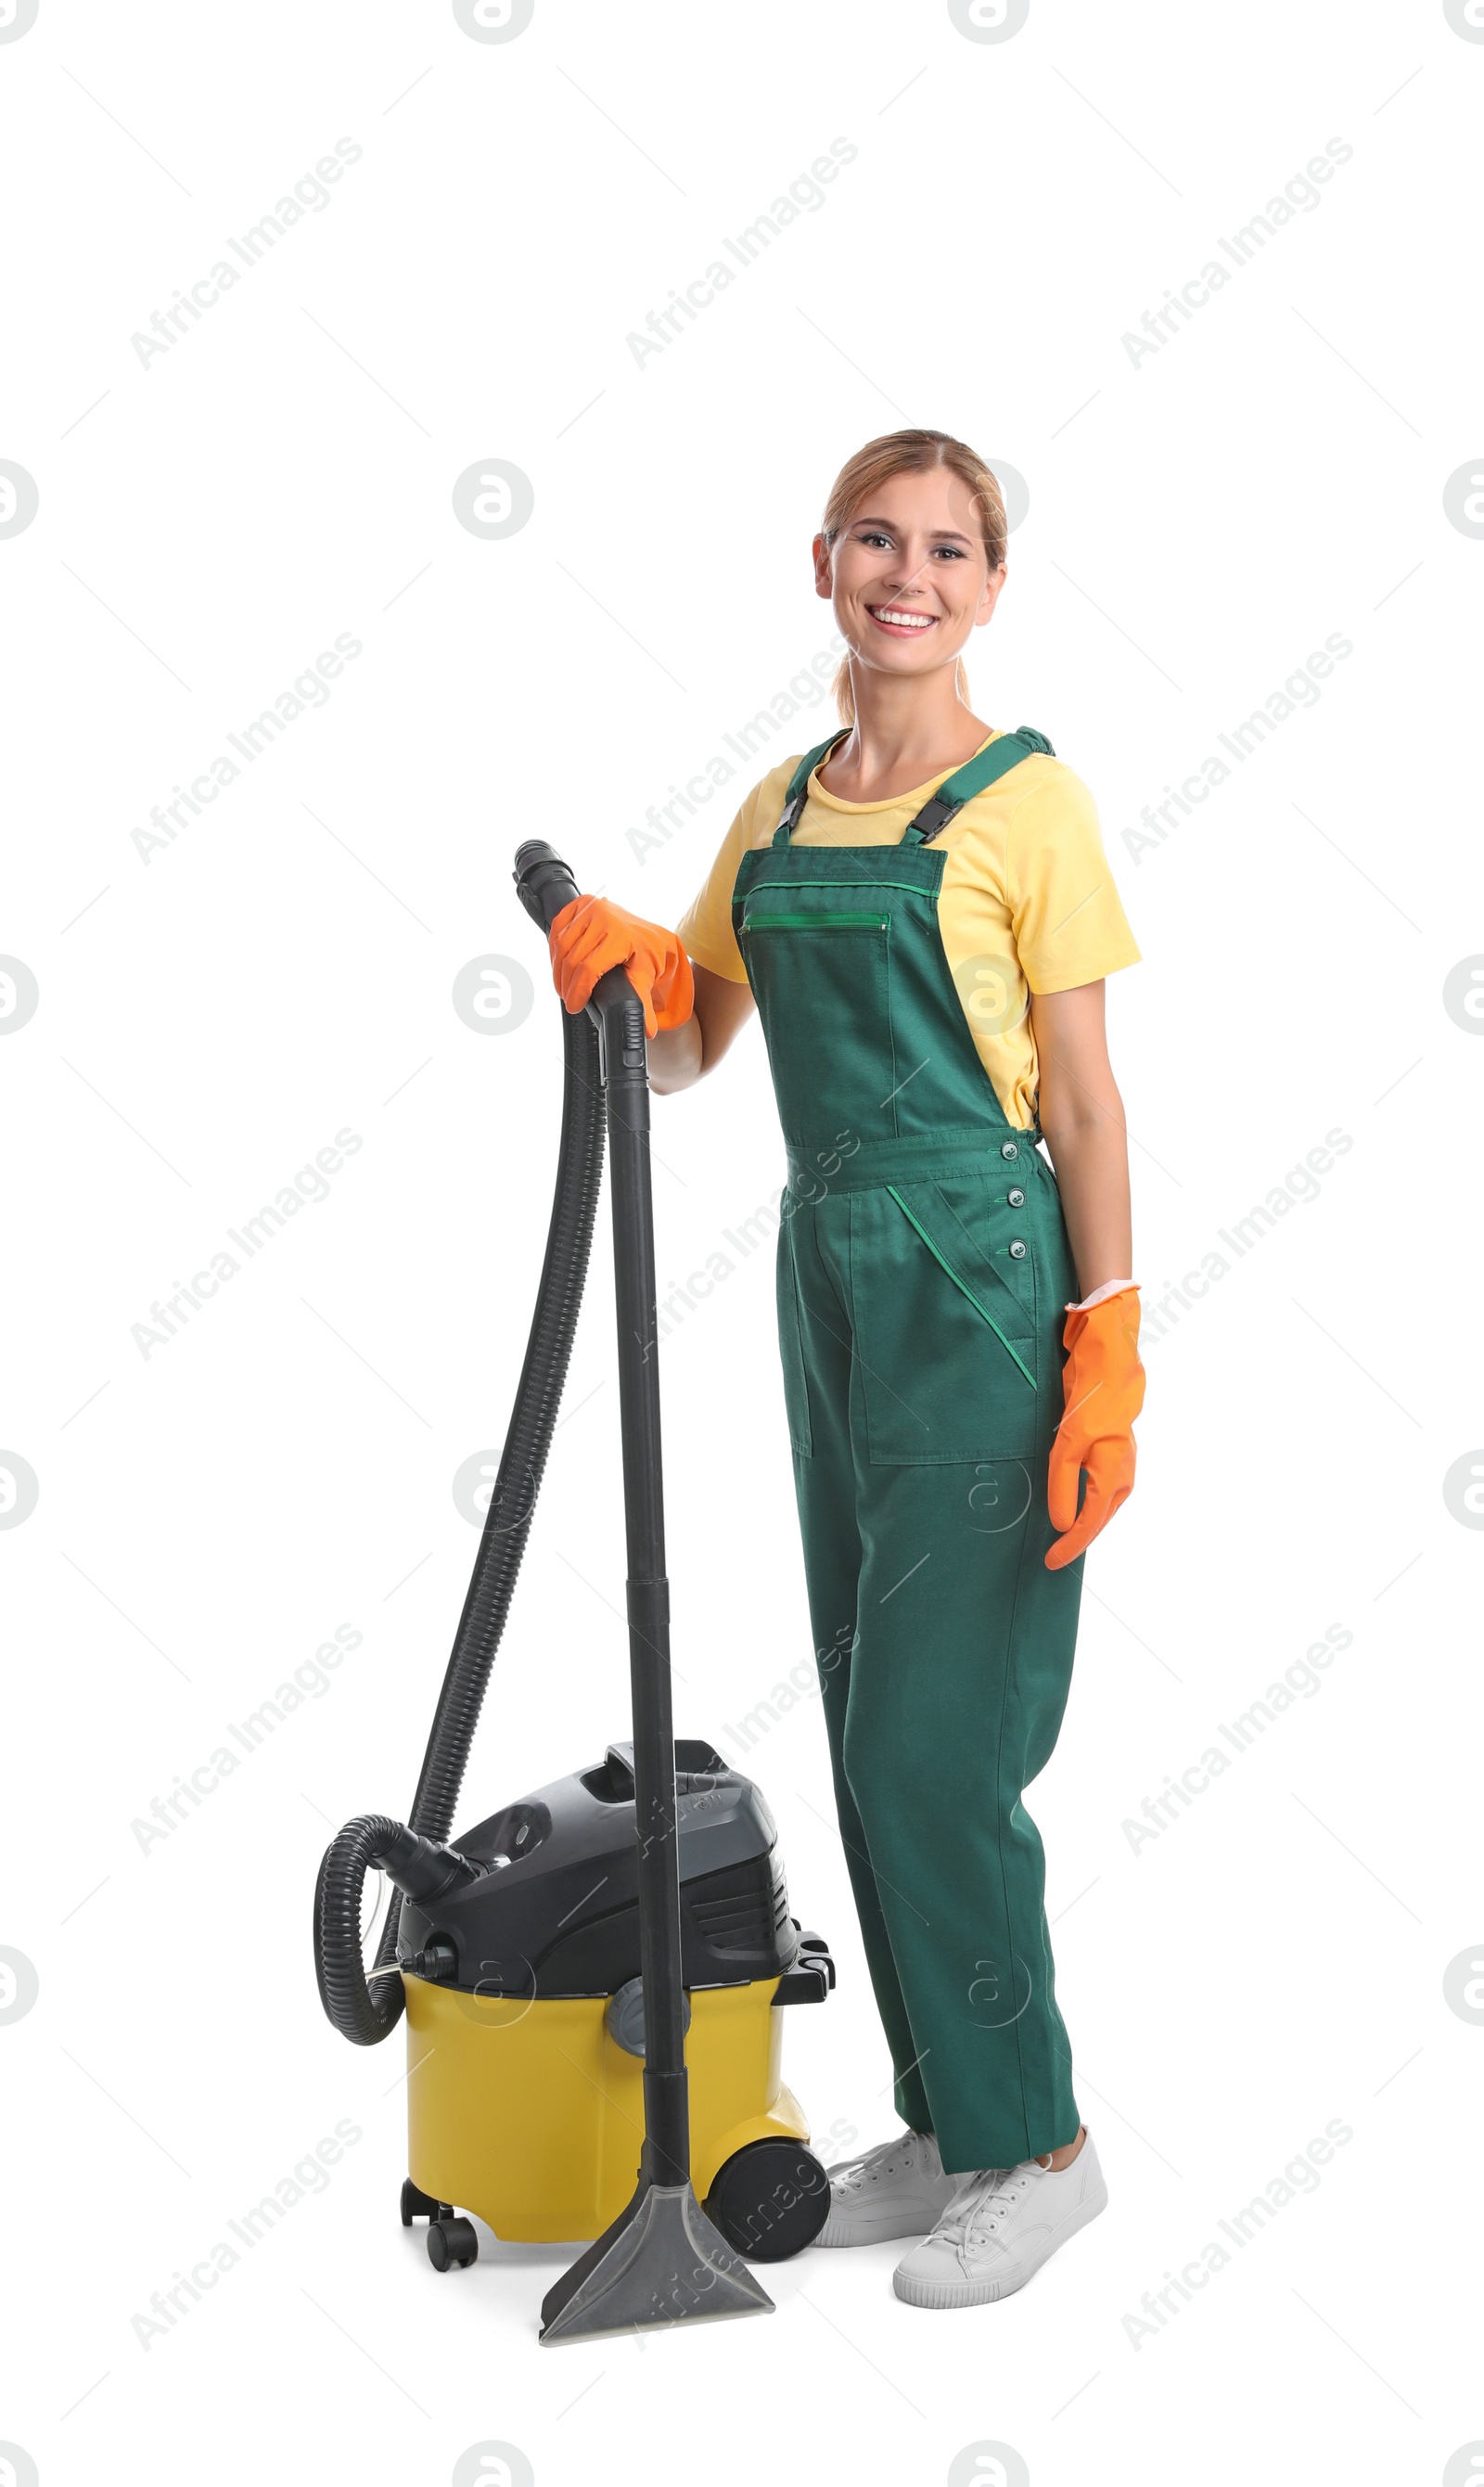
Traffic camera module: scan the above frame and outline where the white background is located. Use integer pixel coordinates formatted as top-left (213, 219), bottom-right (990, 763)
top-left (3, 2), bottom-right (1481, 2482)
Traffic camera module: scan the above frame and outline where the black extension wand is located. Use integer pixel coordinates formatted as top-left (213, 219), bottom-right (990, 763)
top-left (513, 841), bottom-right (773, 2344)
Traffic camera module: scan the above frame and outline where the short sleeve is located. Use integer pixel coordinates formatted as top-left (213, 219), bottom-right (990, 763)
top-left (673, 774), bottom-right (781, 983)
top-left (1005, 765), bottom-right (1142, 994)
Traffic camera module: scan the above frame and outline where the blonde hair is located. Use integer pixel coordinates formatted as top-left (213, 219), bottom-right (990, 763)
top-left (820, 429), bottom-right (1008, 725)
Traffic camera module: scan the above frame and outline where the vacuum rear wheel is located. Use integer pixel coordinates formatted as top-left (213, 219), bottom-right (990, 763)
top-left (400, 2178), bottom-right (446, 2226)
top-left (703, 2140), bottom-right (830, 2263)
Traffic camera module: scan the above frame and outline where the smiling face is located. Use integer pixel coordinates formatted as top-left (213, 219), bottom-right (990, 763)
top-left (815, 462), bottom-right (1006, 693)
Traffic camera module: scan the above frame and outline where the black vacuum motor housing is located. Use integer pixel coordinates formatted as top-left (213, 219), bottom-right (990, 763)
top-left (395, 1738), bottom-right (834, 2010)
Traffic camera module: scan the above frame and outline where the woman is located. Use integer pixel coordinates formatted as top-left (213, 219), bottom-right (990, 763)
top-left (547, 429), bottom-right (1145, 2311)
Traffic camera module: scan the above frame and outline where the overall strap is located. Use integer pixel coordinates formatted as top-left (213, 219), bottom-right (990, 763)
top-left (771, 730), bottom-right (851, 846)
top-left (902, 724), bottom-right (1055, 846)
top-left (769, 722), bottom-right (1055, 848)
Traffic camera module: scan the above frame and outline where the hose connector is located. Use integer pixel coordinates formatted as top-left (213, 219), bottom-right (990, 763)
top-left (371, 1822), bottom-right (484, 1907)
top-left (402, 1940), bottom-right (459, 1982)
top-left (313, 1814), bottom-right (479, 2046)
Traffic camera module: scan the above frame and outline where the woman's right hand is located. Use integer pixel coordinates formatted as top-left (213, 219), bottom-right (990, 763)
top-left (549, 894), bottom-right (695, 1039)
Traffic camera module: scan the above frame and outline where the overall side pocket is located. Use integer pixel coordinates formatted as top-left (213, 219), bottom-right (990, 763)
top-left (848, 1185), bottom-right (1038, 1465)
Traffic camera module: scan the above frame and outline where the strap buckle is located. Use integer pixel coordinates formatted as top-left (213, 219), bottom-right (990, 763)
top-left (772, 728), bottom-right (851, 845)
top-left (908, 794), bottom-right (963, 844)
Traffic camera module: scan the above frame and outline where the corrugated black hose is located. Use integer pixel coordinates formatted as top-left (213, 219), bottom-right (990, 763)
top-left (313, 851), bottom-right (603, 2045)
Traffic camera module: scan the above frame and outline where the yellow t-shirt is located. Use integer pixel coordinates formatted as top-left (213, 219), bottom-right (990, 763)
top-left (674, 731), bottom-right (1141, 1130)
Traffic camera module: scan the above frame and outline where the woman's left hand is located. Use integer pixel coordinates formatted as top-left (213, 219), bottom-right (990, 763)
top-left (1044, 1285), bottom-right (1145, 1570)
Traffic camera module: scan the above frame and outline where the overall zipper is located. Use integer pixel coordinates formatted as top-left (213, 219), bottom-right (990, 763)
top-left (741, 911), bottom-right (890, 934)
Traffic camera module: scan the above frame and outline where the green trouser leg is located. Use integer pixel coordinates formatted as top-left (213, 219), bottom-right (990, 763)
top-left (783, 1210), bottom-right (935, 2134)
top-left (783, 1189), bottom-right (1086, 2178)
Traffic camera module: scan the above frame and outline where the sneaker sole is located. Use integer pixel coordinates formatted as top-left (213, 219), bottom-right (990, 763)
top-left (891, 2180), bottom-right (1107, 2307)
top-left (817, 2206), bottom-right (954, 2248)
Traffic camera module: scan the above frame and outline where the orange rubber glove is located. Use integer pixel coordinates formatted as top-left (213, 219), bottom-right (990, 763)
top-left (1044, 1284), bottom-right (1145, 1570)
top-left (548, 894), bottom-right (695, 1042)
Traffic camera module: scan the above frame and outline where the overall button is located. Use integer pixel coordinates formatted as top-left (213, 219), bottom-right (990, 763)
top-left (1008, 1238), bottom-right (1028, 1260)
top-left (1000, 1141), bottom-right (1018, 1160)
top-left (1007, 1187), bottom-right (1025, 1207)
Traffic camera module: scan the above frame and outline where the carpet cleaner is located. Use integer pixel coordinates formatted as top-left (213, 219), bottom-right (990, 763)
top-left (312, 840), bottom-right (834, 2341)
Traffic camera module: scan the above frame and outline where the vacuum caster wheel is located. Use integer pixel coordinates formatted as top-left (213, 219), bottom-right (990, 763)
top-left (427, 2215), bottom-right (479, 2272)
top-left (703, 2140), bottom-right (831, 2263)
top-left (400, 2178), bottom-right (443, 2226)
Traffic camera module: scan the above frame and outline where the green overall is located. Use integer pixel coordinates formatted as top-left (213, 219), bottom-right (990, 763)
top-left (732, 727), bottom-right (1086, 2175)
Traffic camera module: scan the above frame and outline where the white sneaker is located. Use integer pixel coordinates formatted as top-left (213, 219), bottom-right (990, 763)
top-left (892, 2127), bottom-right (1107, 2307)
top-left (816, 2127), bottom-right (964, 2248)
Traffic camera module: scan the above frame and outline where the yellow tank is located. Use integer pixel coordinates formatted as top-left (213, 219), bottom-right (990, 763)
top-left (404, 1970), bottom-right (812, 2242)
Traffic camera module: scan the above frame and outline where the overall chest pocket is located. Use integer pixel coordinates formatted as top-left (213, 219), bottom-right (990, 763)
top-left (848, 1173), bottom-right (1040, 1464)
top-left (736, 910), bottom-right (893, 1146)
